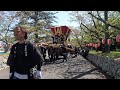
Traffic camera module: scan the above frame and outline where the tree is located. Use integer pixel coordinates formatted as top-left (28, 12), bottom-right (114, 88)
top-left (15, 11), bottom-right (57, 43)
top-left (68, 11), bottom-right (120, 52)
top-left (104, 11), bottom-right (110, 53)
top-left (0, 11), bottom-right (18, 52)
top-left (68, 11), bottom-right (104, 47)
top-left (88, 11), bottom-right (120, 53)
top-left (68, 26), bottom-right (81, 46)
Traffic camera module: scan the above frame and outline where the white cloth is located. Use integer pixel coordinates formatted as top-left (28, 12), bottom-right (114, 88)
top-left (9, 71), bottom-right (42, 79)
top-left (35, 71), bottom-right (42, 79)
top-left (14, 72), bottom-right (28, 79)
top-left (45, 50), bottom-right (49, 59)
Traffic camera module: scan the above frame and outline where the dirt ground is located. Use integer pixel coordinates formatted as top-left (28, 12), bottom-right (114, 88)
top-left (0, 55), bottom-right (112, 79)
top-left (41, 55), bottom-right (110, 79)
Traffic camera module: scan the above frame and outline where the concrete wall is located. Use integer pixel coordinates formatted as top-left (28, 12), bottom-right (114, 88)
top-left (87, 54), bottom-right (120, 79)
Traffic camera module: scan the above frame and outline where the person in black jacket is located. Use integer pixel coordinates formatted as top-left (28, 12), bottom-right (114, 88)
top-left (7, 26), bottom-right (44, 79)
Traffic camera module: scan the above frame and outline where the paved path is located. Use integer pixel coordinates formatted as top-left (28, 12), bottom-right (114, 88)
top-left (0, 68), bottom-right (9, 79)
top-left (41, 55), bottom-right (112, 79)
top-left (0, 55), bottom-right (112, 79)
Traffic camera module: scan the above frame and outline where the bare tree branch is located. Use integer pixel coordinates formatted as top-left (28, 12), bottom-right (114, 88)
top-left (97, 11), bottom-right (103, 20)
top-left (81, 23), bottom-right (100, 40)
top-left (91, 11), bottom-right (97, 29)
top-left (88, 12), bottom-right (120, 30)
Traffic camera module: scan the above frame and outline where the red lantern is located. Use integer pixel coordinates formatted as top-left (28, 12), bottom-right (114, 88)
top-left (102, 39), bottom-right (104, 44)
top-left (95, 44), bottom-right (98, 48)
top-left (107, 39), bottom-right (111, 45)
top-left (92, 44), bottom-right (95, 47)
top-left (89, 43), bottom-right (93, 47)
top-left (97, 43), bottom-right (100, 47)
top-left (88, 44), bottom-right (90, 46)
top-left (116, 35), bottom-right (120, 42)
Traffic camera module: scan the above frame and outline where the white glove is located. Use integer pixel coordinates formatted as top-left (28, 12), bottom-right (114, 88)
top-left (35, 71), bottom-right (42, 79)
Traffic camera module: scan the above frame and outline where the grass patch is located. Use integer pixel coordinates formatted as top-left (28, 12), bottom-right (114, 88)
top-left (89, 50), bottom-right (120, 59)
top-left (0, 52), bottom-right (9, 57)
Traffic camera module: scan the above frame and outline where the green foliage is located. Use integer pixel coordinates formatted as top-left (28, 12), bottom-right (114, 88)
top-left (0, 52), bottom-right (9, 57)
top-left (89, 50), bottom-right (120, 59)
top-left (15, 11), bottom-right (57, 42)
top-left (68, 11), bottom-right (120, 47)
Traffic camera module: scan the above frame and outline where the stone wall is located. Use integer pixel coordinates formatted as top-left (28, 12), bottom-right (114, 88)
top-left (86, 54), bottom-right (120, 79)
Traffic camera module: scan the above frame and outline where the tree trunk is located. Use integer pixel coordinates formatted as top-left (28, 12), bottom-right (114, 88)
top-left (35, 32), bottom-right (39, 43)
top-left (34, 14), bottom-right (39, 43)
top-left (104, 11), bottom-right (110, 53)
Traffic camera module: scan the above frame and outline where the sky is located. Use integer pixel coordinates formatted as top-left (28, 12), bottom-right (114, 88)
top-left (52, 11), bottom-right (79, 28)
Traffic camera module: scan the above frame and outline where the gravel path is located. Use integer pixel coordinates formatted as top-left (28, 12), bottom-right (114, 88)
top-left (0, 55), bottom-right (112, 79)
top-left (0, 56), bottom-right (8, 71)
top-left (41, 55), bottom-right (110, 79)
